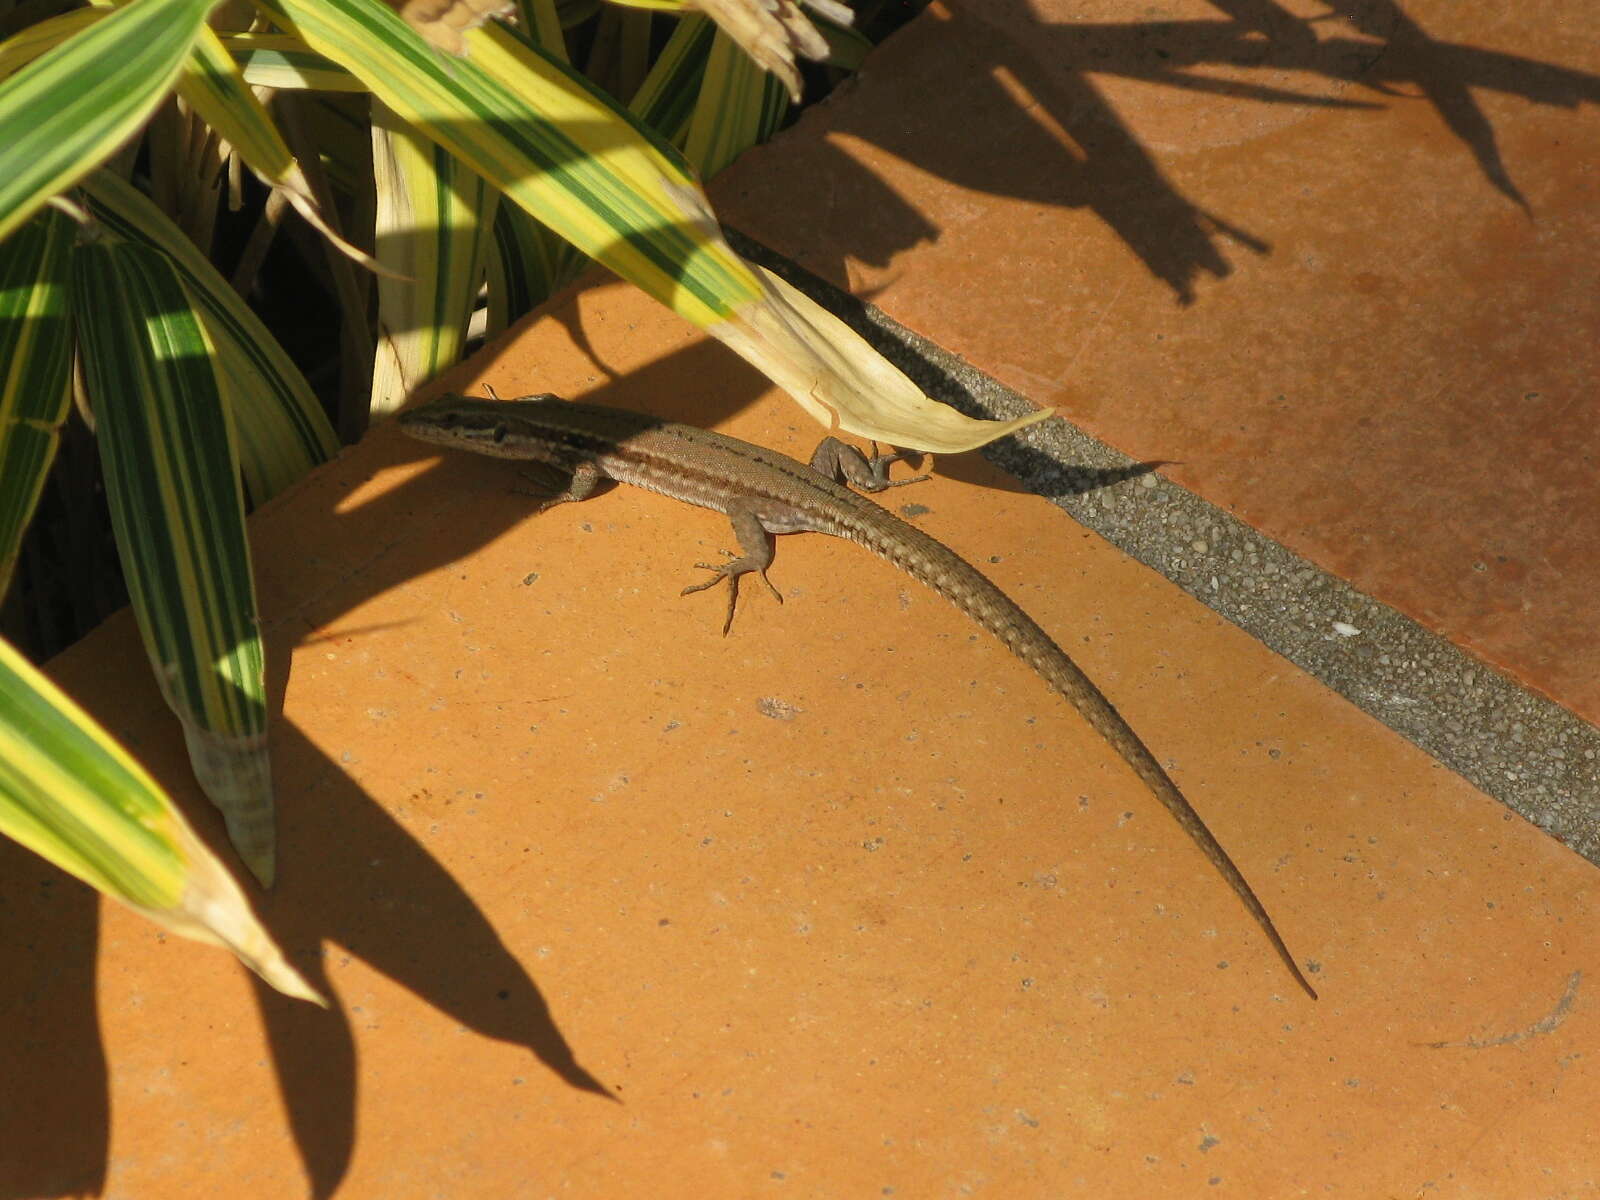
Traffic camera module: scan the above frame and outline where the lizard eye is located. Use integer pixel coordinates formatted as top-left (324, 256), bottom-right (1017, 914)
top-left (490, 424), bottom-right (508, 443)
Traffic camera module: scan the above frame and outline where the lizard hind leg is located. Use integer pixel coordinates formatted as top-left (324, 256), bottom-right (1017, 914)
top-left (679, 502), bottom-right (782, 635)
top-left (681, 550), bottom-right (783, 635)
top-left (810, 437), bottom-right (929, 492)
top-left (511, 460), bottom-right (606, 510)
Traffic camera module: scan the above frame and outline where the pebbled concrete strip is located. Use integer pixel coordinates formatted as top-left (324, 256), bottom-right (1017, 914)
top-left (732, 227), bottom-right (1600, 859)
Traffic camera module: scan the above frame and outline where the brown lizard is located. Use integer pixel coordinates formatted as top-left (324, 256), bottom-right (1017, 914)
top-left (398, 393), bottom-right (1316, 999)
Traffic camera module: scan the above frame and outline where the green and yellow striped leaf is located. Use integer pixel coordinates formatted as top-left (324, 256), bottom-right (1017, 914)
top-left (585, 4), bottom-right (653, 102)
top-left (71, 237), bottom-right (275, 886)
top-left (0, 207), bottom-right (74, 597)
top-left (370, 101), bottom-right (496, 414)
top-left (0, 8), bottom-right (109, 82)
top-left (80, 170), bottom-right (336, 500)
top-left (682, 27), bottom-right (787, 178)
top-left (254, 0), bottom-right (766, 325)
top-left (515, 0), bottom-right (570, 57)
top-left (629, 12), bottom-right (716, 146)
top-left (0, 0), bottom-right (219, 244)
top-left (604, 0), bottom-right (687, 11)
top-left (257, 0), bottom-right (1051, 450)
top-left (487, 202), bottom-right (586, 335)
top-left (0, 637), bottom-right (320, 1000)
top-left (487, 0), bottom-right (588, 330)
top-left (223, 32), bottom-right (367, 92)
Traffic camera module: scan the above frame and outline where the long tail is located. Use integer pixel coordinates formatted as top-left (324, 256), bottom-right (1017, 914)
top-left (1050, 666), bottom-right (1318, 1000)
top-left (871, 518), bottom-right (1316, 998)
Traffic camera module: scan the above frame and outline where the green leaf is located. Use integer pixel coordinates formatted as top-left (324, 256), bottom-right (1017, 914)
top-left (0, 637), bottom-right (320, 1000)
top-left (814, 10), bottom-right (871, 70)
top-left (80, 169), bottom-right (336, 500)
top-left (629, 12), bottom-right (716, 146)
top-left (515, 0), bottom-right (570, 60)
top-left (71, 236), bottom-right (275, 885)
top-left (555, 0), bottom-right (600, 27)
top-left (253, 0), bottom-right (767, 326)
top-left (0, 9), bottom-right (108, 82)
top-left (488, 198), bottom-right (585, 334)
top-left (682, 27), bottom-right (788, 178)
top-left (585, 4), bottom-right (653, 101)
top-left (370, 101), bottom-right (496, 413)
top-left (223, 32), bottom-right (367, 92)
top-left (486, 0), bottom-right (589, 330)
top-left (0, 207), bottom-right (75, 596)
top-left (256, 0), bottom-right (1055, 451)
top-left (0, 0), bottom-right (219, 243)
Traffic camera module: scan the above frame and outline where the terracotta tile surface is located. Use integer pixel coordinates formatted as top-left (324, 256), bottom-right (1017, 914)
top-left (8, 279), bottom-right (1598, 1197)
top-left (713, 0), bottom-right (1600, 723)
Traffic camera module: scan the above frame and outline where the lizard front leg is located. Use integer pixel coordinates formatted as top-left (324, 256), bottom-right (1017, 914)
top-left (680, 501), bottom-right (784, 635)
top-left (512, 459), bottom-right (608, 510)
top-left (809, 437), bottom-right (929, 492)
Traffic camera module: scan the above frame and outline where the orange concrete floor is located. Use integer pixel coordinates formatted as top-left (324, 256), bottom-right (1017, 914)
top-left (715, 0), bottom-right (1600, 725)
top-left (8, 4), bottom-right (1600, 1198)
top-left (9, 274), bottom-right (1599, 1197)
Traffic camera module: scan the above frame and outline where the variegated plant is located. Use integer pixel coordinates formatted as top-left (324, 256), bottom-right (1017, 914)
top-left (0, 203), bottom-right (319, 993)
top-left (0, 634), bottom-right (320, 1002)
top-left (0, 0), bottom-right (1047, 991)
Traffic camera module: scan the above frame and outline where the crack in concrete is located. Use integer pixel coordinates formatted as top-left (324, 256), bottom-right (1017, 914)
top-left (1424, 970), bottom-right (1582, 1049)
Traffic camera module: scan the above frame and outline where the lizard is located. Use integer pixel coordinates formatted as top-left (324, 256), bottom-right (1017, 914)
top-left (398, 393), bottom-right (1317, 999)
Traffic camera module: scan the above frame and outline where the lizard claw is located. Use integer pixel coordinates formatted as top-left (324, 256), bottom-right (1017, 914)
top-left (681, 563), bottom-right (729, 594)
top-left (870, 444), bottom-right (930, 488)
top-left (681, 560), bottom-right (740, 635)
top-left (681, 556), bottom-right (782, 634)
